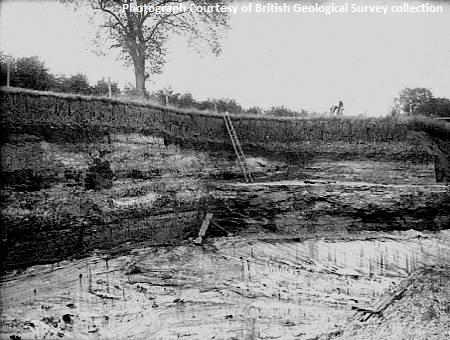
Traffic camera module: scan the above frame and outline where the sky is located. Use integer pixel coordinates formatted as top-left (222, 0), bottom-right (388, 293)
top-left (0, 0), bottom-right (449, 116)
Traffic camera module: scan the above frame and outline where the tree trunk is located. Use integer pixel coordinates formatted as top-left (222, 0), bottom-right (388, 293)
top-left (133, 53), bottom-right (146, 98)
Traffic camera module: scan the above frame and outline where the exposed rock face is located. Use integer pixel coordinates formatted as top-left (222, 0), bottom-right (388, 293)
top-left (433, 142), bottom-right (450, 183)
top-left (209, 181), bottom-right (450, 236)
top-left (1, 88), bottom-right (449, 339)
top-left (408, 130), bottom-right (450, 183)
top-left (1, 91), bottom-right (448, 267)
top-left (1, 158), bottom-right (447, 270)
top-left (84, 157), bottom-right (114, 190)
top-left (0, 87), bottom-right (439, 163)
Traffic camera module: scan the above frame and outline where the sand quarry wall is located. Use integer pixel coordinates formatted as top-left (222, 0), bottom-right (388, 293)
top-left (0, 87), bottom-right (433, 162)
top-left (0, 131), bottom-right (216, 269)
top-left (0, 87), bottom-right (441, 269)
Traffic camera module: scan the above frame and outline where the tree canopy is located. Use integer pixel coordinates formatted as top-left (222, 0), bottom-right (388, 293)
top-left (92, 78), bottom-right (121, 96)
top-left (0, 54), bottom-right (54, 91)
top-left (0, 54), bottom-right (121, 96)
top-left (393, 87), bottom-right (450, 117)
top-left (63, 0), bottom-right (230, 98)
top-left (393, 87), bottom-right (433, 116)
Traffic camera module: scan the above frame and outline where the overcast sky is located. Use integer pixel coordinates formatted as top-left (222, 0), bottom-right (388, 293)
top-left (1, 0), bottom-right (449, 115)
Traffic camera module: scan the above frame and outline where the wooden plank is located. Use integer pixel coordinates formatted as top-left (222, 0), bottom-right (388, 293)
top-left (355, 277), bottom-right (412, 322)
top-left (193, 213), bottom-right (214, 244)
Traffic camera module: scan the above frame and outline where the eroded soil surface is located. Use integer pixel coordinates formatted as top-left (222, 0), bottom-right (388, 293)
top-left (1, 230), bottom-right (449, 340)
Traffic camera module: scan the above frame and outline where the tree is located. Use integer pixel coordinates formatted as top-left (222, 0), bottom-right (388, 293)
top-left (50, 74), bottom-right (71, 93)
top-left (416, 97), bottom-right (450, 118)
top-left (245, 106), bottom-right (263, 115)
top-left (64, 73), bottom-right (92, 95)
top-left (265, 106), bottom-right (305, 118)
top-left (393, 87), bottom-right (434, 116)
top-left (148, 89), bottom-right (244, 114)
top-left (64, 0), bottom-right (229, 98)
top-left (149, 87), bottom-right (176, 105)
top-left (0, 52), bottom-right (13, 86)
top-left (0, 55), bottom-right (55, 90)
top-left (177, 92), bottom-right (196, 108)
top-left (215, 98), bottom-right (242, 113)
top-left (14, 56), bottom-right (52, 90)
top-left (121, 83), bottom-right (145, 98)
top-left (92, 78), bottom-right (120, 96)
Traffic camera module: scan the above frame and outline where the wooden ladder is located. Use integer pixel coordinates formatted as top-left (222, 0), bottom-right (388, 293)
top-left (223, 111), bottom-right (253, 183)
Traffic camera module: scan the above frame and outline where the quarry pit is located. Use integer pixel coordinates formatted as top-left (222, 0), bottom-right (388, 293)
top-left (1, 87), bottom-right (449, 339)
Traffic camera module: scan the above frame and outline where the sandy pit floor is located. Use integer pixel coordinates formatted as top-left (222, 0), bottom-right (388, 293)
top-left (1, 230), bottom-right (449, 340)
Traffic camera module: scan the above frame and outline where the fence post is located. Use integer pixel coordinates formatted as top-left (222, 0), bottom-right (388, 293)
top-left (6, 61), bottom-right (11, 87)
top-left (107, 77), bottom-right (112, 98)
top-left (165, 95), bottom-right (169, 106)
